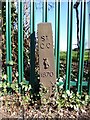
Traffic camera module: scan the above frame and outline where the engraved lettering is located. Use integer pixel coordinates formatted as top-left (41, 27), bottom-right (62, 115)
top-left (43, 72), bottom-right (46, 77)
top-left (50, 72), bottom-right (54, 77)
top-left (38, 23), bottom-right (56, 92)
top-left (41, 72), bottom-right (46, 77)
top-left (41, 35), bottom-right (48, 41)
top-left (46, 43), bottom-right (50, 49)
top-left (40, 43), bottom-right (51, 49)
top-left (41, 35), bottom-right (45, 41)
top-left (46, 35), bottom-right (48, 40)
top-left (40, 71), bottom-right (54, 77)
top-left (40, 43), bottom-right (44, 49)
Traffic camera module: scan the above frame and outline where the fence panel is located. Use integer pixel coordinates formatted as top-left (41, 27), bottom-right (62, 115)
top-left (4, 0), bottom-right (89, 94)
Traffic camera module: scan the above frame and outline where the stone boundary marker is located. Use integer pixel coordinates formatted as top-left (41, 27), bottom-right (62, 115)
top-left (37, 23), bottom-right (56, 94)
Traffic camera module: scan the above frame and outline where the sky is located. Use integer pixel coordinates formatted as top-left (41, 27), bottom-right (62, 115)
top-left (34, 1), bottom-right (89, 51)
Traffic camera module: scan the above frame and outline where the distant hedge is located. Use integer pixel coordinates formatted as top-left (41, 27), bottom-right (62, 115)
top-left (60, 50), bottom-right (89, 61)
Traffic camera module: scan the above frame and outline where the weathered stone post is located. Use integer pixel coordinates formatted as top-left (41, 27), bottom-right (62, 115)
top-left (37, 23), bottom-right (56, 95)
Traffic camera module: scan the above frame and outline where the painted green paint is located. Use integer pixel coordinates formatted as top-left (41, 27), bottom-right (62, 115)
top-left (78, 2), bottom-right (86, 94)
top-left (6, 0), bottom-right (12, 83)
top-left (5, 1), bottom-right (88, 95)
top-left (18, 1), bottom-right (24, 85)
top-left (55, 1), bottom-right (60, 79)
top-left (66, 1), bottom-right (73, 90)
top-left (42, 0), bottom-right (48, 22)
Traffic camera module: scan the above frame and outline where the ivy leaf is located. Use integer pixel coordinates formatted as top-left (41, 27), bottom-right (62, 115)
top-left (8, 60), bottom-right (14, 65)
top-left (85, 95), bottom-right (89, 101)
top-left (7, 83), bottom-right (10, 87)
top-left (2, 74), bottom-right (7, 80)
top-left (25, 86), bottom-right (28, 91)
top-left (0, 83), bottom-right (2, 88)
top-left (66, 90), bottom-right (71, 96)
top-left (28, 85), bottom-right (31, 90)
top-left (16, 72), bottom-right (19, 77)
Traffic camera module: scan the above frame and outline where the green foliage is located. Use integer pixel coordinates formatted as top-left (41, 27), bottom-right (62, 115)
top-left (56, 90), bottom-right (90, 110)
top-left (60, 51), bottom-right (66, 61)
top-left (55, 82), bottom-right (90, 110)
top-left (0, 80), bottom-right (90, 113)
top-left (2, 2), bottom-right (17, 35)
top-left (39, 83), bottom-right (90, 111)
top-left (84, 51), bottom-right (89, 61)
top-left (0, 77), bottom-right (32, 105)
top-left (60, 50), bottom-right (89, 61)
top-left (1, 79), bottom-right (31, 94)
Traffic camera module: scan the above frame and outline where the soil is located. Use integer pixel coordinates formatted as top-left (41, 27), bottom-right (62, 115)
top-left (0, 95), bottom-right (90, 120)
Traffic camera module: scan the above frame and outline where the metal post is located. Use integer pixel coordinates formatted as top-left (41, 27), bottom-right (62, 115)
top-left (88, 50), bottom-right (90, 95)
top-left (87, 1), bottom-right (90, 95)
top-left (0, 1), bottom-right (2, 81)
top-left (30, 32), bottom-right (38, 93)
top-left (30, 0), bottom-right (38, 93)
top-left (6, 0), bottom-right (12, 83)
top-left (30, 0), bottom-right (35, 33)
top-left (77, 1), bottom-right (86, 94)
top-left (55, 0), bottom-right (60, 79)
top-left (42, 0), bottom-right (48, 22)
top-left (18, 0), bottom-right (24, 85)
top-left (66, 1), bottom-right (73, 90)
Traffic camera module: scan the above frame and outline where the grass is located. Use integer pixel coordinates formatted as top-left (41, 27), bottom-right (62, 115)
top-left (60, 50), bottom-right (89, 61)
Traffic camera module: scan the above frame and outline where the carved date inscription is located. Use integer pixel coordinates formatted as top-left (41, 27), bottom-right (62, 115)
top-left (41, 71), bottom-right (54, 77)
top-left (38, 23), bottom-right (56, 92)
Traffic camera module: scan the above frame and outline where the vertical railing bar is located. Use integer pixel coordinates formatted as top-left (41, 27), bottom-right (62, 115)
top-left (30, 0), bottom-right (35, 33)
top-left (88, 48), bottom-right (90, 94)
top-left (77, 1), bottom-right (83, 93)
top-left (88, 50), bottom-right (90, 95)
top-left (33, 1), bottom-right (35, 31)
top-left (8, 1), bottom-right (12, 83)
top-left (42, 0), bottom-right (48, 22)
top-left (18, 0), bottom-right (23, 86)
top-left (18, 0), bottom-right (21, 85)
top-left (0, 1), bottom-right (2, 83)
top-left (66, 1), bottom-right (70, 90)
top-left (89, 74), bottom-right (90, 95)
top-left (78, 1), bottom-right (86, 94)
top-left (55, 0), bottom-right (60, 79)
top-left (42, 1), bottom-right (44, 22)
top-left (66, 1), bottom-right (73, 90)
top-left (30, 32), bottom-right (36, 92)
top-left (45, 0), bottom-right (48, 22)
top-left (77, 2), bottom-right (82, 93)
top-left (68, 1), bottom-right (73, 90)
top-left (80, 1), bottom-right (86, 94)
top-left (57, 1), bottom-right (60, 79)
top-left (55, 0), bottom-right (57, 73)
top-left (88, 2), bottom-right (90, 95)
top-left (6, 0), bottom-right (9, 82)
top-left (30, 0), bottom-right (36, 91)
top-left (20, 1), bottom-right (24, 82)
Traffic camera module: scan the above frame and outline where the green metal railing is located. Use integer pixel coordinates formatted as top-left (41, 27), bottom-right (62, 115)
top-left (66, 1), bottom-right (73, 91)
top-left (77, 2), bottom-right (86, 94)
top-left (5, 0), bottom-right (89, 94)
top-left (55, 1), bottom-right (60, 79)
top-left (42, 0), bottom-right (48, 22)
top-left (18, 0), bottom-right (24, 85)
top-left (6, 0), bottom-right (12, 83)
